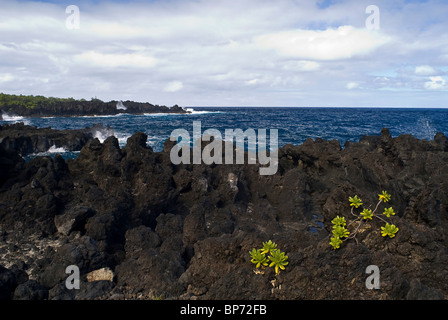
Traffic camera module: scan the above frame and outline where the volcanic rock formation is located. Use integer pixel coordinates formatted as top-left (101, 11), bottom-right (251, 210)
top-left (0, 127), bottom-right (447, 300)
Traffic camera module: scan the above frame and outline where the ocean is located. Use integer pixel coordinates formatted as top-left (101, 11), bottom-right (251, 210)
top-left (2, 107), bottom-right (448, 159)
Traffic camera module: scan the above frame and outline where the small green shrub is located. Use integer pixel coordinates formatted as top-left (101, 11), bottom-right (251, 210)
top-left (249, 248), bottom-right (268, 268)
top-left (330, 190), bottom-right (399, 250)
top-left (381, 223), bottom-right (399, 238)
top-left (268, 249), bottom-right (289, 274)
top-left (261, 240), bottom-right (277, 254)
top-left (249, 240), bottom-right (288, 274)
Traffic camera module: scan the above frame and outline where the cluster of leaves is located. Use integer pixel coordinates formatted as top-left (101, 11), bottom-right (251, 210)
top-left (249, 240), bottom-right (288, 274)
top-left (330, 191), bottom-right (399, 250)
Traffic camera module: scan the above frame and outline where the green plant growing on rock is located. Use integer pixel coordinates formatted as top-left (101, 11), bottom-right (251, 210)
top-left (268, 249), bottom-right (289, 274)
top-left (249, 248), bottom-right (269, 269)
top-left (250, 240), bottom-right (289, 295)
top-left (329, 215), bottom-right (349, 250)
top-left (349, 195), bottom-right (363, 208)
top-left (360, 208), bottom-right (373, 220)
top-left (250, 240), bottom-right (288, 274)
top-left (330, 190), bottom-right (399, 250)
top-left (261, 240), bottom-right (277, 254)
top-left (329, 236), bottom-right (343, 250)
top-left (381, 223), bottom-right (399, 238)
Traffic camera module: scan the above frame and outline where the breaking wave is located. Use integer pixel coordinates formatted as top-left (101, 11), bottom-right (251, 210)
top-left (1, 112), bottom-right (30, 125)
top-left (48, 145), bottom-right (68, 153)
top-left (142, 108), bottom-right (223, 116)
top-left (184, 108), bottom-right (223, 114)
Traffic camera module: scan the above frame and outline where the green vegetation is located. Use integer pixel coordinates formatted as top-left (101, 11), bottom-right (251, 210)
top-left (330, 190), bottom-right (399, 250)
top-left (268, 249), bottom-right (289, 274)
top-left (250, 240), bottom-right (288, 274)
top-left (0, 92), bottom-right (82, 110)
top-left (348, 195), bottom-right (363, 208)
top-left (261, 240), bottom-right (277, 254)
top-left (249, 248), bottom-right (268, 269)
top-left (381, 223), bottom-right (399, 238)
top-left (250, 240), bottom-right (288, 294)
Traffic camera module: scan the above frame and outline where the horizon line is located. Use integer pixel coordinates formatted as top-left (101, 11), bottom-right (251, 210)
top-left (186, 105), bottom-right (448, 109)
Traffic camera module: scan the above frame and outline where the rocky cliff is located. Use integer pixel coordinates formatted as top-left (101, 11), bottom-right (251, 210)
top-left (0, 127), bottom-right (447, 300)
top-left (0, 123), bottom-right (111, 156)
top-left (0, 93), bottom-right (187, 117)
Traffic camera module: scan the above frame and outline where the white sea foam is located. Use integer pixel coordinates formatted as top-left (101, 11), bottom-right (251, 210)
top-left (143, 108), bottom-right (223, 116)
top-left (93, 129), bottom-right (114, 143)
top-left (48, 145), bottom-right (67, 153)
top-left (2, 114), bottom-right (24, 121)
top-left (185, 108), bottom-right (223, 114)
top-left (1, 112), bottom-right (30, 125)
top-left (115, 132), bottom-right (132, 147)
top-left (78, 114), bottom-right (126, 118)
top-left (25, 145), bottom-right (69, 158)
top-left (143, 113), bottom-right (179, 117)
top-left (24, 149), bottom-right (80, 161)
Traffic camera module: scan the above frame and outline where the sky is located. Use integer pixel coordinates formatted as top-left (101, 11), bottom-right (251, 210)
top-left (0, 0), bottom-right (447, 107)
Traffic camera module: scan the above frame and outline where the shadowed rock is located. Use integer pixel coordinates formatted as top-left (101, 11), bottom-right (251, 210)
top-left (0, 128), bottom-right (448, 300)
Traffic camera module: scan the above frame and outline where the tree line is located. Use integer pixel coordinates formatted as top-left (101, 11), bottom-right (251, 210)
top-left (0, 93), bottom-right (101, 109)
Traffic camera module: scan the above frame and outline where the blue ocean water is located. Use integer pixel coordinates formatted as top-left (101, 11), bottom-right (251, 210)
top-left (2, 107), bottom-right (448, 158)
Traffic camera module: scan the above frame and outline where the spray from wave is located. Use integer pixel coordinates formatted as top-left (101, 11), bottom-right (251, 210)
top-left (416, 118), bottom-right (437, 140)
top-left (93, 130), bottom-right (109, 143)
top-left (48, 145), bottom-right (68, 153)
top-left (86, 123), bottom-right (115, 143)
top-left (116, 101), bottom-right (127, 111)
top-left (90, 125), bottom-right (132, 148)
top-left (0, 112), bottom-right (30, 125)
top-left (114, 132), bottom-right (132, 147)
top-left (93, 128), bottom-right (115, 143)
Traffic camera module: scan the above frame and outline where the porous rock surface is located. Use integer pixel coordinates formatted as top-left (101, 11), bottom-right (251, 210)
top-left (0, 127), bottom-right (447, 300)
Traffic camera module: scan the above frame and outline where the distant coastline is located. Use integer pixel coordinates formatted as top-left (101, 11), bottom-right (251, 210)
top-left (0, 93), bottom-right (188, 118)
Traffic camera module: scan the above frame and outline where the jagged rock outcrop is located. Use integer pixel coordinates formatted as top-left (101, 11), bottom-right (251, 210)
top-left (0, 98), bottom-right (188, 118)
top-left (0, 128), bottom-right (447, 300)
top-left (0, 123), bottom-right (111, 156)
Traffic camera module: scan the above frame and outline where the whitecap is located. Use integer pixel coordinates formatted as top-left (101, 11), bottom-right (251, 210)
top-left (142, 107), bottom-right (223, 116)
top-left (48, 145), bottom-right (67, 153)
top-left (78, 114), bottom-right (122, 118)
top-left (184, 108), bottom-right (223, 115)
top-left (1, 112), bottom-right (30, 125)
top-left (142, 113), bottom-right (180, 117)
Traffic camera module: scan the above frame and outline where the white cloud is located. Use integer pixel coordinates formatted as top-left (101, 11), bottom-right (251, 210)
top-left (415, 65), bottom-right (437, 76)
top-left (424, 76), bottom-right (448, 90)
top-left (75, 51), bottom-right (157, 68)
top-left (0, 73), bottom-right (14, 83)
top-left (281, 60), bottom-right (320, 72)
top-left (346, 82), bottom-right (359, 89)
top-left (255, 26), bottom-right (392, 61)
top-left (164, 81), bottom-right (184, 92)
top-left (245, 79), bottom-right (259, 85)
top-left (87, 23), bottom-right (148, 39)
top-left (0, 0), bottom-right (447, 107)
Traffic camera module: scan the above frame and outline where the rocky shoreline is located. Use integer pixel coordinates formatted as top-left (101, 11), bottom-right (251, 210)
top-left (0, 125), bottom-right (447, 300)
top-left (0, 93), bottom-right (188, 118)
top-left (0, 122), bottom-right (112, 157)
